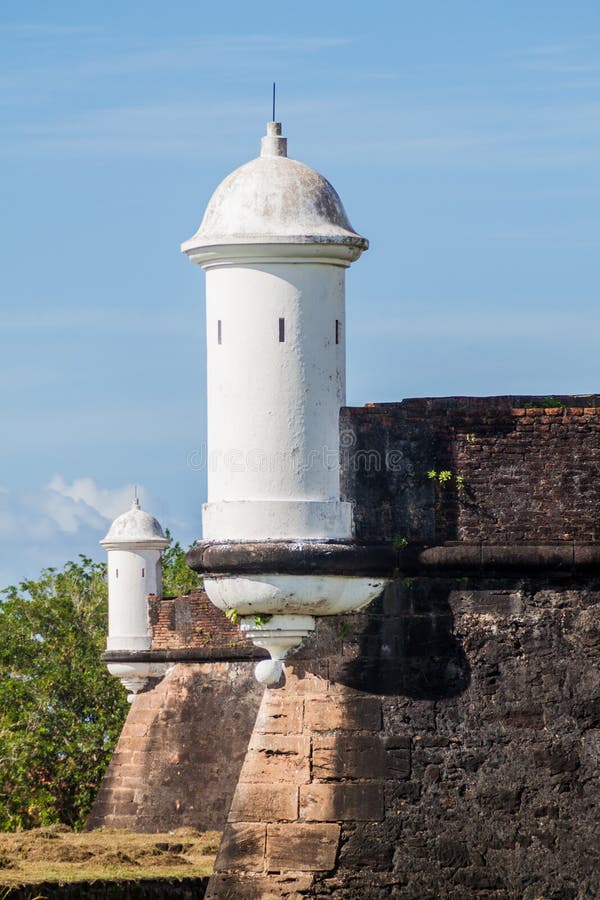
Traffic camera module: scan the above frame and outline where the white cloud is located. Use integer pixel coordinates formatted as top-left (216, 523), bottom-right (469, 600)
top-left (46, 475), bottom-right (143, 521)
top-left (36, 487), bottom-right (105, 537)
top-left (0, 477), bottom-right (197, 590)
top-left (0, 476), bottom-right (144, 542)
top-left (0, 477), bottom-right (151, 587)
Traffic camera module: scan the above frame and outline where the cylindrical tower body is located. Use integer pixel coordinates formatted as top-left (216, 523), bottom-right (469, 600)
top-left (203, 258), bottom-right (350, 541)
top-left (206, 262), bottom-right (345, 504)
top-left (104, 547), bottom-right (161, 650)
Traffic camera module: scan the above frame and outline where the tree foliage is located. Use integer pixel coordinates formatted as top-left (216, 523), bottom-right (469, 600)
top-left (161, 531), bottom-right (203, 597)
top-left (0, 556), bottom-right (125, 830)
top-left (0, 537), bottom-right (201, 831)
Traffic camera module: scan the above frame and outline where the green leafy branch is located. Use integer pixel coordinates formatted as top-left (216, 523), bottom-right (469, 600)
top-left (225, 609), bottom-right (272, 627)
top-left (428, 469), bottom-right (465, 491)
top-left (522, 396), bottom-right (566, 409)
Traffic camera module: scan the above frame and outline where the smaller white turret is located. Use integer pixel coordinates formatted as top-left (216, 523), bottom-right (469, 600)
top-left (100, 497), bottom-right (170, 701)
top-left (101, 497), bottom-right (169, 650)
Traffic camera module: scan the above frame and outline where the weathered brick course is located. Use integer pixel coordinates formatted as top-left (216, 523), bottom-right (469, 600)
top-left (149, 589), bottom-right (254, 651)
top-left (241, 735), bottom-right (311, 785)
top-left (255, 696), bottom-right (304, 735)
top-left (304, 697), bottom-right (381, 732)
top-left (218, 823), bottom-right (266, 872)
top-left (206, 873), bottom-right (314, 899)
top-left (341, 395), bottom-right (600, 545)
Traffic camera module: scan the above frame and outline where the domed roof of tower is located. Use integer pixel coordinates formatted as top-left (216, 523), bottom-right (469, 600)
top-left (181, 123), bottom-right (368, 254)
top-left (100, 498), bottom-right (169, 548)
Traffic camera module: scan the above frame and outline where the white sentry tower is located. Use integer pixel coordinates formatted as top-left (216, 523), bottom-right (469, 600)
top-left (183, 122), bottom-right (389, 683)
top-left (100, 498), bottom-right (170, 700)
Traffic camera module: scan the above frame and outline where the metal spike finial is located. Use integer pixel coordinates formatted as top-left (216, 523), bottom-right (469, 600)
top-left (133, 485), bottom-right (140, 509)
top-left (261, 88), bottom-right (286, 157)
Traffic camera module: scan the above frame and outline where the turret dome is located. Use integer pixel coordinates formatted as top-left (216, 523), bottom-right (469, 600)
top-left (100, 499), bottom-right (168, 548)
top-left (181, 122), bottom-right (368, 256)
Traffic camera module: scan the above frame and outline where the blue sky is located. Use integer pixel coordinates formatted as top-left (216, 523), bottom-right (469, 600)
top-left (2, 1), bottom-right (600, 587)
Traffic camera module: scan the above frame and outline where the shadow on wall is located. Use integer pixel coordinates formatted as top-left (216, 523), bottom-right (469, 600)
top-left (338, 579), bottom-right (471, 699)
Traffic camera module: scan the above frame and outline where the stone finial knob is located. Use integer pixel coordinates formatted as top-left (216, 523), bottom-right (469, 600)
top-left (255, 659), bottom-right (284, 686)
top-left (260, 122), bottom-right (287, 158)
top-left (240, 614), bottom-right (316, 686)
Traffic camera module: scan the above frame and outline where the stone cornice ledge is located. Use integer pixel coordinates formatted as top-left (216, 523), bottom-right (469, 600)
top-left (188, 540), bottom-right (600, 578)
top-left (187, 540), bottom-right (397, 577)
top-left (102, 647), bottom-right (268, 664)
top-left (397, 541), bottom-right (600, 576)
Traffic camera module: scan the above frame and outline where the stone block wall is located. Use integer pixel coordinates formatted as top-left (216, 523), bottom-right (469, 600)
top-left (88, 592), bottom-right (264, 832)
top-left (208, 578), bottom-right (600, 898)
top-left (87, 661), bottom-right (263, 832)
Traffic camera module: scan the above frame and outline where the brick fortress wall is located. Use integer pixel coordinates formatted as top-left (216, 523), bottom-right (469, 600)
top-left (207, 397), bottom-right (600, 898)
top-left (89, 397), bottom-right (600, 896)
top-left (87, 592), bottom-right (264, 832)
top-left (342, 396), bottom-right (600, 545)
top-left (149, 590), bottom-right (254, 652)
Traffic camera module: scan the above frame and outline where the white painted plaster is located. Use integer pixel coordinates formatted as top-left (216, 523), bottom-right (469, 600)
top-left (182, 124), bottom-right (390, 679)
top-left (202, 500), bottom-right (352, 541)
top-left (100, 500), bottom-right (168, 653)
top-left (204, 263), bottom-right (346, 504)
top-left (182, 123), bottom-right (367, 251)
top-left (183, 125), bottom-right (366, 545)
top-left (240, 614), bottom-right (316, 686)
top-left (204, 574), bottom-right (387, 617)
top-left (106, 662), bottom-right (172, 703)
top-left (101, 499), bottom-right (168, 545)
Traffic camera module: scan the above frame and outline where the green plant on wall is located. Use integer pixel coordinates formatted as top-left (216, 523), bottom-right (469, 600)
top-left (522, 396), bottom-right (566, 409)
top-left (428, 469), bottom-right (452, 487)
top-left (428, 470), bottom-right (465, 491)
top-left (226, 609), bottom-right (272, 627)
